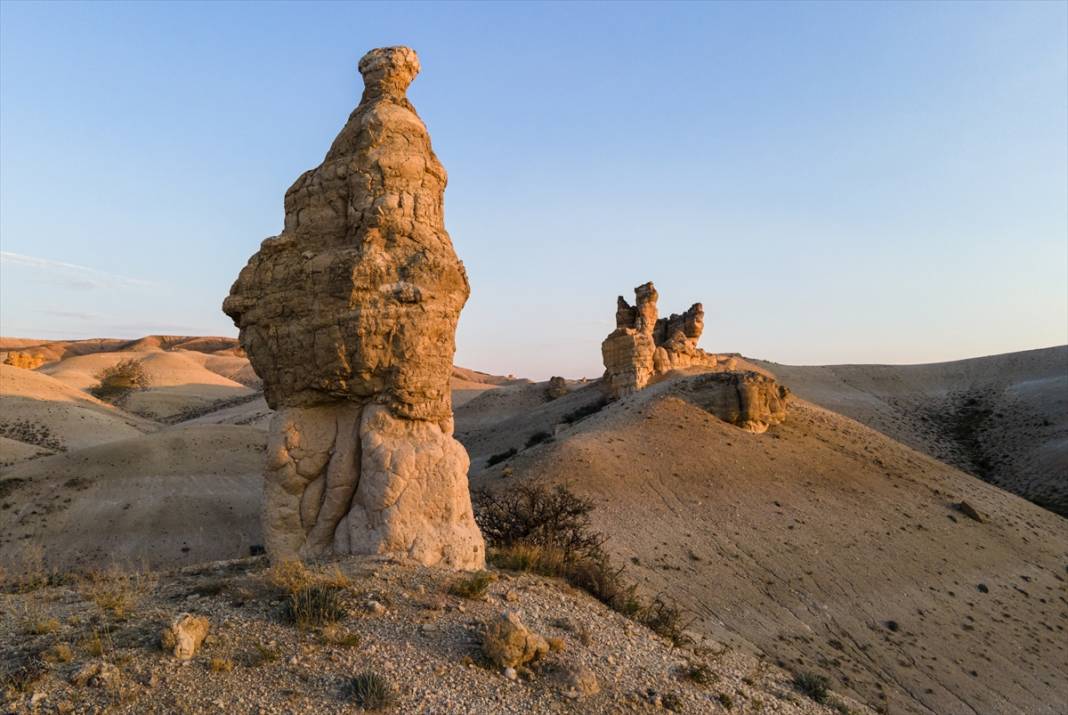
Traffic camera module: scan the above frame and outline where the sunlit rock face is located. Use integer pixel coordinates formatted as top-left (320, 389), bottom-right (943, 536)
top-left (601, 281), bottom-right (789, 432)
top-left (601, 281), bottom-right (737, 397)
top-left (224, 46), bottom-right (484, 570)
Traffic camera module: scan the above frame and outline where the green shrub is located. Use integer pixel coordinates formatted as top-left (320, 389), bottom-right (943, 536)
top-left (486, 448), bottom-right (517, 466)
top-left (793, 671), bottom-right (830, 703)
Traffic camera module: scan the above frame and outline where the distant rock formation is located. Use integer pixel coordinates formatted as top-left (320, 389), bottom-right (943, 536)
top-left (545, 376), bottom-right (569, 400)
top-left (3, 352), bottom-right (46, 370)
top-left (223, 46), bottom-right (484, 570)
top-left (601, 281), bottom-right (736, 398)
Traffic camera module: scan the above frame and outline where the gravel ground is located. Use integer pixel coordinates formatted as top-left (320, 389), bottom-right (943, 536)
top-left (1, 556), bottom-right (867, 714)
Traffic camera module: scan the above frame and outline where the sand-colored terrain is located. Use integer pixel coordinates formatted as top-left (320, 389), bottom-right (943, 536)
top-left (0, 365), bottom-right (153, 453)
top-left (1, 426), bottom-right (266, 570)
top-left (758, 346), bottom-right (1068, 516)
top-left (2, 337), bottom-right (1065, 714)
top-left (460, 370), bottom-right (1068, 715)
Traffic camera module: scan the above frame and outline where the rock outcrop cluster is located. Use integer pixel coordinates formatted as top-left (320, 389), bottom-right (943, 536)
top-left (223, 47), bottom-right (484, 570)
top-left (601, 281), bottom-right (789, 432)
top-left (601, 282), bottom-right (736, 397)
top-left (678, 371), bottom-right (790, 433)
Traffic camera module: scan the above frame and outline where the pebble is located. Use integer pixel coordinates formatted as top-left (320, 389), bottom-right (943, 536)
top-left (504, 667), bottom-right (518, 681)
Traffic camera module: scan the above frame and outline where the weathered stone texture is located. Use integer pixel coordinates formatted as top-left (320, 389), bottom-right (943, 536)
top-left (224, 46), bottom-right (484, 570)
top-left (602, 281), bottom-right (735, 397)
top-left (678, 371), bottom-right (790, 433)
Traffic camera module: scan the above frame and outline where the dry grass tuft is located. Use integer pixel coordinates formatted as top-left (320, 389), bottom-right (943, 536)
top-left (209, 657), bottom-right (234, 673)
top-left (322, 624), bottom-right (361, 648)
top-left (284, 583), bottom-right (347, 628)
top-left (349, 670), bottom-right (396, 710)
top-left (77, 564), bottom-right (157, 619)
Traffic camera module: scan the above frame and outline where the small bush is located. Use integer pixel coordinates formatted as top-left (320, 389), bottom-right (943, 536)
top-left (90, 358), bottom-right (149, 402)
top-left (43, 643), bottom-right (74, 663)
top-left (525, 431), bottom-right (552, 448)
top-left (81, 625), bottom-right (113, 658)
top-left (248, 642), bottom-right (280, 666)
top-left (486, 448), bottom-right (517, 467)
top-left (640, 596), bottom-right (691, 646)
top-left (27, 616), bottom-right (60, 635)
top-left (284, 584), bottom-right (347, 628)
top-left (473, 484), bottom-right (606, 563)
top-left (793, 671), bottom-right (830, 703)
top-left (447, 571), bottom-right (496, 599)
top-left (0, 543), bottom-right (56, 593)
top-left (717, 692), bottom-right (734, 709)
top-left (210, 657), bottom-right (234, 673)
top-left (562, 396), bottom-right (608, 424)
top-left (681, 662), bottom-right (717, 685)
top-left (350, 670), bottom-right (396, 710)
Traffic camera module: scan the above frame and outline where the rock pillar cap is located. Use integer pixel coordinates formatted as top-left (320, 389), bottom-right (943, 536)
top-left (359, 46), bottom-right (420, 98)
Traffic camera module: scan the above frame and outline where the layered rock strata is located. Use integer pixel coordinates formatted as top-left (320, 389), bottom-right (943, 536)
top-left (224, 46), bottom-right (484, 569)
top-left (601, 282), bottom-right (736, 397)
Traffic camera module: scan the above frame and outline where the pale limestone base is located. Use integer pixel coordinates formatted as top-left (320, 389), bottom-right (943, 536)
top-left (262, 402), bottom-right (484, 570)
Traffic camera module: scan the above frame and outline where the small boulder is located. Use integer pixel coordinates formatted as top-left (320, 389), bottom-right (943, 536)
top-left (71, 661), bottom-right (123, 691)
top-left (482, 611), bottom-right (549, 669)
top-left (160, 613), bottom-right (210, 660)
top-left (957, 501), bottom-right (985, 523)
top-left (560, 664), bottom-right (600, 698)
top-left (546, 376), bottom-right (569, 400)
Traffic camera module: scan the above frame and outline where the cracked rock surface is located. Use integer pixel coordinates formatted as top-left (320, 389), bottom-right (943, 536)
top-left (224, 46), bottom-right (484, 569)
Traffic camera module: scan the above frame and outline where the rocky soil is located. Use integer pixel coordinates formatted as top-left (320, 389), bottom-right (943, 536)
top-left (0, 556), bottom-right (866, 714)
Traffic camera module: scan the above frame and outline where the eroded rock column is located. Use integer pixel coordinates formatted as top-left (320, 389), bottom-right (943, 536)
top-left (224, 46), bottom-right (484, 569)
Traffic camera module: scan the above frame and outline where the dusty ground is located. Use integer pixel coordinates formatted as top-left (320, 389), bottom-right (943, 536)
top-left (2, 336), bottom-right (1066, 715)
top-left (757, 346), bottom-right (1068, 516)
top-left (461, 371), bottom-right (1068, 715)
top-left (0, 556), bottom-right (866, 715)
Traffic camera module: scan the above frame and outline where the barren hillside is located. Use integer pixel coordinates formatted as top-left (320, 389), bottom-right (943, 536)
top-left (460, 370), bottom-right (1068, 715)
top-left (757, 346), bottom-right (1068, 515)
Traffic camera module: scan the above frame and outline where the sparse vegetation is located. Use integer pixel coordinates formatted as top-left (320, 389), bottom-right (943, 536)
top-left (210, 657), bottom-right (234, 673)
top-left (248, 642), bottom-right (280, 666)
top-left (1, 654), bottom-right (45, 695)
top-left (284, 583), bottom-right (347, 628)
top-left (43, 642), bottom-right (74, 663)
top-left (474, 483), bottom-right (690, 643)
top-left (717, 692), bottom-right (735, 709)
top-left (561, 396), bottom-right (609, 424)
top-left (525, 430), bottom-right (552, 448)
top-left (0, 418), bottom-right (63, 452)
top-left (486, 447), bottom-right (517, 466)
top-left (0, 543), bottom-right (57, 593)
top-left (447, 571), bottom-right (496, 599)
top-left (349, 670), bottom-right (396, 710)
top-left (793, 671), bottom-right (830, 703)
top-left (90, 358), bottom-right (149, 402)
top-left (681, 662), bottom-right (718, 685)
top-left (76, 564), bottom-right (157, 619)
top-left (322, 625), bottom-right (361, 648)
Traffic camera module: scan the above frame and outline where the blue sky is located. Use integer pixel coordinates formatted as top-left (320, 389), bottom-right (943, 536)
top-left (1, 1), bottom-right (1065, 379)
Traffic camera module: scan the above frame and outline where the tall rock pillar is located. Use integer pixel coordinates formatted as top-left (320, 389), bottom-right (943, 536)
top-left (223, 47), bottom-right (485, 569)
